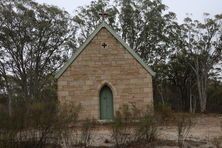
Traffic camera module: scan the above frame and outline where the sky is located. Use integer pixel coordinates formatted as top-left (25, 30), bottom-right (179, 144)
top-left (35, 0), bottom-right (222, 23)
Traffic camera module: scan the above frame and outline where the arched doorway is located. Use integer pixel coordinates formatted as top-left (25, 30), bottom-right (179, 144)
top-left (99, 85), bottom-right (114, 120)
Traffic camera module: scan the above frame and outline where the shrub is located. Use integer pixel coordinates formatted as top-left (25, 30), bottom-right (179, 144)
top-left (0, 100), bottom-right (81, 148)
top-left (176, 114), bottom-right (194, 148)
top-left (212, 120), bottom-right (222, 148)
top-left (221, 120), bottom-right (222, 133)
top-left (134, 114), bottom-right (158, 143)
top-left (78, 118), bottom-right (95, 147)
top-left (155, 103), bottom-right (174, 125)
top-left (111, 110), bottom-right (132, 148)
top-left (212, 137), bottom-right (222, 148)
top-left (111, 104), bottom-right (158, 147)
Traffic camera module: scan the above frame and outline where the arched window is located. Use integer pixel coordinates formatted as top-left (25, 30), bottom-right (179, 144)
top-left (99, 85), bottom-right (113, 120)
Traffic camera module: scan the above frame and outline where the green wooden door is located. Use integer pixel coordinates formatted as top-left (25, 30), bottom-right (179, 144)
top-left (100, 86), bottom-right (113, 120)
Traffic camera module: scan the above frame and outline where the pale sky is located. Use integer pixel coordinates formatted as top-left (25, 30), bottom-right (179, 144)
top-left (35, 0), bottom-right (222, 23)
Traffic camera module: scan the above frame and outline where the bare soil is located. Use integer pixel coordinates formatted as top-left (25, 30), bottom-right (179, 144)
top-left (89, 114), bottom-right (222, 147)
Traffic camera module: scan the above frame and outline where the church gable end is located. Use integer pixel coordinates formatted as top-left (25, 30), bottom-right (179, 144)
top-left (55, 22), bottom-right (155, 79)
top-left (57, 22), bottom-right (154, 119)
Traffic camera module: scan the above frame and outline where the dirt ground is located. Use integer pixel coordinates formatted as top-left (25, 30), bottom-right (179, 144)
top-left (89, 114), bottom-right (222, 147)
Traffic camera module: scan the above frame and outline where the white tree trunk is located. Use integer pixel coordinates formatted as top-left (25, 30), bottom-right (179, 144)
top-left (196, 73), bottom-right (207, 113)
top-left (191, 59), bottom-right (208, 113)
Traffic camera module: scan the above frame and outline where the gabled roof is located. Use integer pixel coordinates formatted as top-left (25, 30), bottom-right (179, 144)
top-left (55, 22), bottom-right (155, 79)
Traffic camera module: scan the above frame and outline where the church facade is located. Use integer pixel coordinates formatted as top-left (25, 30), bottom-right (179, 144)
top-left (55, 22), bottom-right (155, 120)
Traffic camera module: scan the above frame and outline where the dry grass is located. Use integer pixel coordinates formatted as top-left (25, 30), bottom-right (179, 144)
top-left (212, 120), bottom-right (222, 148)
top-left (176, 113), bottom-right (194, 147)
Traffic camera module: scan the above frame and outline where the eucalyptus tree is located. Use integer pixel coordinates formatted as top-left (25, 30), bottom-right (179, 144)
top-left (115, 0), bottom-right (142, 49)
top-left (134, 0), bottom-right (180, 106)
top-left (73, 0), bottom-right (118, 45)
top-left (180, 14), bottom-right (222, 112)
top-left (116, 0), bottom-right (180, 65)
top-left (0, 0), bottom-right (76, 107)
top-left (167, 53), bottom-right (197, 112)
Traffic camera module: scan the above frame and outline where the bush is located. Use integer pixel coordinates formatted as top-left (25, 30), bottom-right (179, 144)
top-left (134, 114), bottom-right (158, 143)
top-left (78, 118), bottom-right (95, 147)
top-left (212, 120), bottom-right (222, 148)
top-left (176, 113), bottom-right (194, 148)
top-left (155, 103), bottom-right (174, 125)
top-left (0, 100), bottom-right (81, 148)
top-left (111, 108), bottom-right (132, 148)
top-left (111, 104), bottom-right (158, 147)
top-left (212, 136), bottom-right (222, 148)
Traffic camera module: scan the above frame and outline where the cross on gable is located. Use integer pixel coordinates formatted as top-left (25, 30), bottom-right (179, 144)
top-left (102, 42), bottom-right (107, 48)
top-left (99, 11), bottom-right (108, 21)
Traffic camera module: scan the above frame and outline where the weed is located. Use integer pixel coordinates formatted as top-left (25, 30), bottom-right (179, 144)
top-left (111, 104), bottom-right (158, 147)
top-left (111, 110), bottom-right (132, 148)
top-left (78, 118), bottom-right (95, 147)
top-left (176, 113), bottom-right (194, 148)
top-left (135, 114), bottom-right (158, 143)
top-left (0, 101), bottom-right (81, 148)
top-left (155, 103), bottom-right (174, 125)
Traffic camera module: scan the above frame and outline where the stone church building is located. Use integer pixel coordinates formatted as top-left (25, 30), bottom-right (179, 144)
top-left (55, 22), bottom-right (155, 120)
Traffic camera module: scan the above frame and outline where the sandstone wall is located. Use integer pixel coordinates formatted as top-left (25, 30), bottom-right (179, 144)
top-left (57, 28), bottom-right (153, 119)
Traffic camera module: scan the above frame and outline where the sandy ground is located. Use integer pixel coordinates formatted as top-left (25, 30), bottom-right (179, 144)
top-left (88, 114), bottom-right (222, 147)
top-left (160, 115), bottom-right (222, 141)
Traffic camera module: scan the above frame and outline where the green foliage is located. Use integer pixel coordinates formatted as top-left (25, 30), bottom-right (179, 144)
top-left (73, 0), bottom-right (118, 44)
top-left (0, 101), bottom-right (81, 147)
top-left (73, 0), bottom-right (179, 66)
top-left (0, 0), bottom-right (76, 100)
top-left (207, 81), bottom-right (222, 113)
top-left (168, 53), bottom-right (197, 112)
top-left (154, 13), bottom-right (222, 112)
top-left (178, 15), bottom-right (222, 112)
